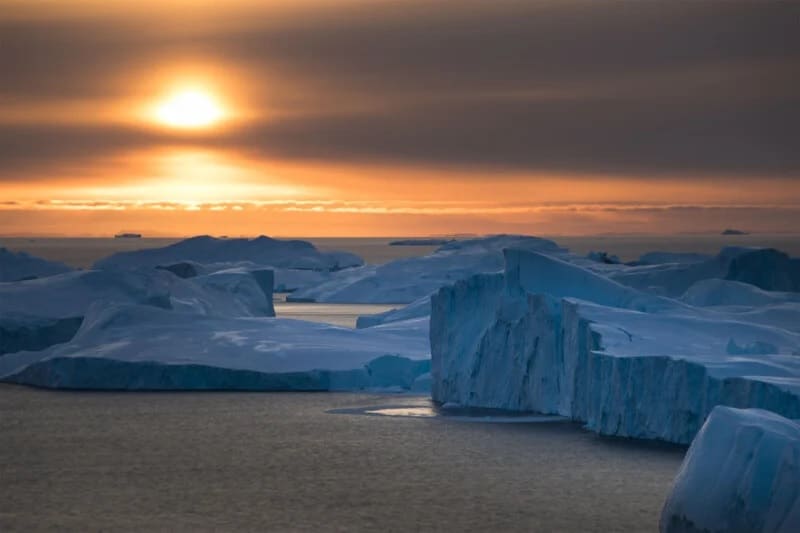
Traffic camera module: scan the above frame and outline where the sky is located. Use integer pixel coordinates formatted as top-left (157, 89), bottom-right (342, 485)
top-left (1, 0), bottom-right (799, 236)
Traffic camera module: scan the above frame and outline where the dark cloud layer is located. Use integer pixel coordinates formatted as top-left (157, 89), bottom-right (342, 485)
top-left (1, 0), bottom-right (799, 179)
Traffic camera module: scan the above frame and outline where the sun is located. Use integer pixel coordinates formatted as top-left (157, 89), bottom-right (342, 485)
top-left (154, 88), bottom-right (224, 129)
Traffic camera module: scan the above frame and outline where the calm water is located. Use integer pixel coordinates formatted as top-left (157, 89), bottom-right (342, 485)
top-left (2, 234), bottom-right (797, 269)
top-left (0, 386), bottom-right (684, 532)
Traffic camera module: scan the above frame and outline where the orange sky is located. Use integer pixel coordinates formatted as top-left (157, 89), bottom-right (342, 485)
top-left (1, 0), bottom-right (798, 236)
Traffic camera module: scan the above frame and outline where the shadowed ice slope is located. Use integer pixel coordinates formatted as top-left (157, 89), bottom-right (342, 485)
top-left (0, 247), bottom-right (72, 282)
top-left (660, 407), bottom-right (800, 533)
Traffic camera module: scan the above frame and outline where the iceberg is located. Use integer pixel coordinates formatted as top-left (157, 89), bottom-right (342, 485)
top-left (94, 235), bottom-right (363, 272)
top-left (0, 268), bottom-right (275, 355)
top-left (0, 303), bottom-right (430, 391)
top-left (431, 248), bottom-right (800, 444)
top-left (725, 248), bottom-right (800, 292)
top-left (0, 247), bottom-right (72, 282)
top-left (681, 279), bottom-right (800, 308)
top-left (289, 235), bottom-right (566, 303)
top-left (660, 406), bottom-right (800, 532)
top-left (610, 246), bottom-right (800, 298)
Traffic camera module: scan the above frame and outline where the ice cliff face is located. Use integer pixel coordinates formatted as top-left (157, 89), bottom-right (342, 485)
top-left (660, 407), bottom-right (800, 533)
top-left (431, 248), bottom-right (800, 445)
top-left (0, 247), bottom-right (72, 282)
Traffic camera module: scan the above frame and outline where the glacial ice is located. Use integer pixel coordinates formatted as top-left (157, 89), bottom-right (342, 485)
top-left (95, 235), bottom-right (363, 272)
top-left (431, 248), bottom-right (800, 444)
top-left (0, 303), bottom-right (430, 391)
top-left (289, 235), bottom-right (567, 303)
top-left (725, 248), bottom-right (800, 292)
top-left (0, 268), bottom-right (275, 355)
top-left (681, 278), bottom-right (800, 308)
top-left (608, 246), bottom-right (800, 298)
top-left (0, 247), bottom-right (72, 282)
top-left (660, 406), bottom-right (800, 533)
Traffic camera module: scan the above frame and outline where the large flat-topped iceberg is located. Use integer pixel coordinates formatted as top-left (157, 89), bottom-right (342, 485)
top-left (0, 268), bottom-right (275, 355)
top-left (0, 268), bottom-right (275, 320)
top-left (660, 407), bottom-right (800, 532)
top-left (431, 248), bottom-right (800, 444)
top-left (94, 235), bottom-right (363, 272)
top-left (289, 235), bottom-right (566, 303)
top-left (0, 304), bottom-right (430, 391)
top-left (0, 247), bottom-right (72, 282)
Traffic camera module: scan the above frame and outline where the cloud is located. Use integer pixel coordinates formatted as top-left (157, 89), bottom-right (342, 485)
top-left (0, 0), bottom-right (799, 178)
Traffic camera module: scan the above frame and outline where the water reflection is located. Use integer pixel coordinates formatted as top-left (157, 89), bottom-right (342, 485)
top-left (331, 399), bottom-right (569, 424)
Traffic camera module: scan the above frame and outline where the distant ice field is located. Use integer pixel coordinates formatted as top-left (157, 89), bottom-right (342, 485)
top-left (2, 234), bottom-right (798, 268)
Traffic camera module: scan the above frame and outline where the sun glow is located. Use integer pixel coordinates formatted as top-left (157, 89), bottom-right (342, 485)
top-left (154, 88), bottom-right (224, 128)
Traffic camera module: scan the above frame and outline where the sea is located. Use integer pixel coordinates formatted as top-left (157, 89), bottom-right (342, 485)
top-left (0, 387), bottom-right (684, 531)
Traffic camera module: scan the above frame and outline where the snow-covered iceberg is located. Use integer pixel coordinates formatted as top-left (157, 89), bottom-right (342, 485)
top-left (0, 268), bottom-right (275, 355)
top-left (289, 235), bottom-right (567, 303)
top-left (681, 279), bottom-right (800, 308)
top-left (94, 235), bottom-right (362, 272)
top-left (0, 247), bottom-right (72, 282)
top-left (660, 406), bottom-right (800, 532)
top-left (726, 248), bottom-right (800, 292)
top-left (610, 247), bottom-right (800, 298)
top-left (0, 303), bottom-right (430, 391)
top-left (431, 248), bottom-right (800, 444)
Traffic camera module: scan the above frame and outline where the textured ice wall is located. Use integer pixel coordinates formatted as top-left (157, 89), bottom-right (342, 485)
top-left (660, 407), bottom-right (800, 532)
top-left (431, 248), bottom-right (800, 444)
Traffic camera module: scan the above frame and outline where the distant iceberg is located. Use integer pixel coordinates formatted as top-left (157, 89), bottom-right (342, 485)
top-left (0, 247), bottom-right (72, 282)
top-left (95, 235), bottom-right (363, 272)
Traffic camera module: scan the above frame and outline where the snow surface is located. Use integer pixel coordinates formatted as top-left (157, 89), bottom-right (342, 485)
top-left (0, 268), bottom-right (275, 355)
top-left (610, 247), bottom-right (800, 298)
top-left (681, 279), bottom-right (800, 308)
top-left (289, 235), bottom-right (567, 303)
top-left (0, 268), bottom-right (275, 320)
top-left (660, 406), bottom-right (800, 532)
top-left (431, 248), bottom-right (800, 444)
top-left (0, 303), bottom-right (430, 391)
top-left (94, 235), bottom-right (363, 272)
top-left (0, 247), bottom-right (72, 282)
